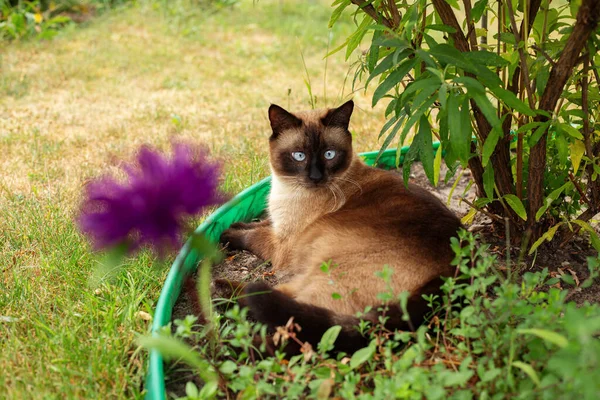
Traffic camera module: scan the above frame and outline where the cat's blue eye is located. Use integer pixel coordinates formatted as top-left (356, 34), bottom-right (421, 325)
top-left (324, 150), bottom-right (336, 160)
top-left (292, 152), bottom-right (306, 161)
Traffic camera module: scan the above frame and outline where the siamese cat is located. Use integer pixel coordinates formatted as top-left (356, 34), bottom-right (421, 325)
top-left (219, 100), bottom-right (462, 354)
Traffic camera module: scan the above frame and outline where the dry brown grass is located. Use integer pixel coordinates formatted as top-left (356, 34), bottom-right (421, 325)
top-left (0, 1), bottom-right (386, 208)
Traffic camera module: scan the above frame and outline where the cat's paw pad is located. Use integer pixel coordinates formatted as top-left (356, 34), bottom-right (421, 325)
top-left (219, 228), bottom-right (246, 250)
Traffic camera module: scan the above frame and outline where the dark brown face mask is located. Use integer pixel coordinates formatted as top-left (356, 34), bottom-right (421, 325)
top-left (267, 100), bottom-right (355, 188)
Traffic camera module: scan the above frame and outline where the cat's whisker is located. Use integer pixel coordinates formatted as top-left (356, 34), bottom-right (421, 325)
top-left (334, 176), bottom-right (363, 194)
top-left (328, 185), bottom-right (338, 213)
top-left (329, 182), bottom-right (346, 212)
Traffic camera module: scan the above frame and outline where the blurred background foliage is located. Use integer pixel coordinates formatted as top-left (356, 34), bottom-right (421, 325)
top-left (0, 0), bottom-right (237, 40)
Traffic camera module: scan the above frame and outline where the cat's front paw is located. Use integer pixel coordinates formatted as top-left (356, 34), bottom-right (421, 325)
top-left (219, 227), bottom-right (247, 251)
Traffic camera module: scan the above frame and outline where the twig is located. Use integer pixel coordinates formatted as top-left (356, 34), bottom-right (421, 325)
top-left (505, 0), bottom-right (536, 109)
top-left (387, 0), bottom-right (401, 27)
top-left (531, 44), bottom-right (557, 67)
top-left (462, 0), bottom-right (479, 51)
top-left (581, 53), bottom-right (599, 206)
top-left (460, 197), bottom-right (505, 223)
top-left (568, 173), bottom-right (591, 208)
top-left (589, 57), bottom-right (600, 88)
top-left (560, 207), bottom-right (600, 247)
top-left (431, 0), bottom-right (470, 52)
top-left (480, 10), bottom-right (488, 45)
top-left (351, 0), bottom-right (394, 29)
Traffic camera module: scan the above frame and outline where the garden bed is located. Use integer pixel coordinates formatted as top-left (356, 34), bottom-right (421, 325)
top-left (148, 151), bottom-right (600, 400)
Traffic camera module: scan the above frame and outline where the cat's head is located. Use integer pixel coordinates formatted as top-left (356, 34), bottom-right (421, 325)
top-left (267, 100), bottom-right (354, 188)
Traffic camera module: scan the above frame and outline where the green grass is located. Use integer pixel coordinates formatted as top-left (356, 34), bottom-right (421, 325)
top-left (0, 1), bottom-right (386, 397)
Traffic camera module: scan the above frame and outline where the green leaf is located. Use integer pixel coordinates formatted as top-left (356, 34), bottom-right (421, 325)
top-left (199, 380), bottom-right (218, 398)
top-left (464, 50), bottom-right (508, 67)
top-left (570, 140), bottom-right (586, 174)
top-left (512, 361), bottom-right (541, 387)
top-left (398, 94), bottom-right (438, 152)
top-left (401, 77), bottom-right (441, 99)
top-left (417, 116), bottom-right (434, 184)
top-left (488, 85), bottom-right (536, 116)
top-left (454, 76), bottom-right (485, 94)
top-left (570, 0), bottom-right (582, 18)
top-left (185, 382), bottom-right (199, 398)
top-left (496, 32), bottom-right (517, 45)
top-left (379, 114), bottom-right (399, 139)
top-left (447, 94), bottom-right (470, 163)
top-left (556, 134), bottom-right (569, 164)
top-left (138, 335), bottom-right (218, 384)
top-left (403, 138), bottom-right (420, 181)
top-left (219, 360), bottom-right (237, 374)
top-left (372, 58), bottom-right (417, 106)
top-left (329, 0), bottom-right (351, 28)
top-left (528, 120), bottom-right (551, 147)
top-left (535, 182), bottom-right (571, 221)
top-left (529, 223), bottom-right (562, 254)
top-left (345, 16), bottom-right (371, 60)
top-left (535, 64), bottom-right (551, 96)
top-left (481, 127), bottom-right (501, 167)
top-left (572, 220), bottom-right (600, 251)
top-left (517, 121), bottom-right (543, 133)
top-left (483, 163), bottom-right (494, 199)
top-left (415, 49), bottom-right (437, 68)
top-left (503, 194), bottom-right (527, 221)
top-left (425, 24), bottom-right (456, 33)
top-left (318, 325), bottom-right (342, 354)
top-left (375, 117), bottom-right (403, 163)
top-left (367, 31), bottom-right (381, 72)
top-left (558, 123), bottom-right (584, 139)
top-left (517, 329), bottom-right (568, 348)
top-left (367, 48), bottom-right (411, 86)
top-left (350, 345), bottom-right (376, 369)
top-left (458, 96), bottom-right (472, 162)
top-left (438, 83), bottom-right (448, 109)
top-left (471, 92), bottom-right (501, 130)
top-left (429, 44), bottom-right (477, 73)
top-left (471, 0), bottom-right (489, 22)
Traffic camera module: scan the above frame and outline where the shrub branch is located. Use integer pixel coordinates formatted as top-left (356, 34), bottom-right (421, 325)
top-left (527, 0), bottom-right (600, 238)
top-left (350, 0), bottom-right (394, 29)
top-left (432, 0), bottom-right (517, 219)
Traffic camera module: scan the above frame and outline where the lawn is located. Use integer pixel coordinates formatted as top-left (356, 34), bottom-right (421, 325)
top-left (0, 1), bottom-right (387, 397)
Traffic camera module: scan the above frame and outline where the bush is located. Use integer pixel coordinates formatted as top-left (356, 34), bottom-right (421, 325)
top-left (0, 0), bottom-right (143, 40)
top-left (0, 0), bottom-right (73, 40)
top-left (329, 0), bottom-right (600, 250)
top-left (149, 232), bottom-right (600, 399)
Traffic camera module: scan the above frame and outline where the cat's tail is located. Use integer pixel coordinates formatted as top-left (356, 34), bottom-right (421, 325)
top-left (239, 277), bottom-right (449, 355)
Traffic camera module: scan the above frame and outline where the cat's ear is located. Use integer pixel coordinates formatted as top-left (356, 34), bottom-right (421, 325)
top-left (268, 104), bottom-right (302, 138)
top-left (322, 100), bottom-right (354, 131)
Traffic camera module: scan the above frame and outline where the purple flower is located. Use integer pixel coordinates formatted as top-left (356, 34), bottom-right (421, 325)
top-left (79, 143), bottom-right (223, 253)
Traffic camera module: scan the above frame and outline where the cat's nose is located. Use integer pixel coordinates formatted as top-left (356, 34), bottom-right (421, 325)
top-left (309, 166), bottom-right (324, 183)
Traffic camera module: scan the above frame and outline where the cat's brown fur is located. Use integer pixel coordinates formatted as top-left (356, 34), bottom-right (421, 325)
top-left (220, 100), bottom-right (462, 352)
